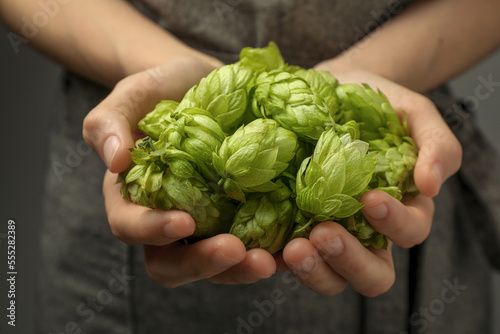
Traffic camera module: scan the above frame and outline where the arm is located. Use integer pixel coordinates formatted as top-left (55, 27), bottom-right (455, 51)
top-left (321, 0), bottom-right (500, 93)
top-left (0, 0), bottom-right (220, 87)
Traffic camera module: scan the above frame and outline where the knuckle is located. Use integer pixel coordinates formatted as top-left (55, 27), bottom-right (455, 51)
top-left (82, 110), bottom-right (101, 148)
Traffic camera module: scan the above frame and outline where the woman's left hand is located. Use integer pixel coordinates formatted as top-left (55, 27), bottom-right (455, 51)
top-left (281, 66), bottom-right (462, 296)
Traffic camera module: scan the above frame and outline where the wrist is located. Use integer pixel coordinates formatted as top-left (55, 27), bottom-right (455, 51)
top-left (117, 41), bottom-right (223, 81)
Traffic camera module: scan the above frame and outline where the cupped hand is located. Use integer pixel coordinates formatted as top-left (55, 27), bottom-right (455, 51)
top-left (282, 66), bottom-right (462, 296)
top-left (84, 57), bottom-right (277, 288)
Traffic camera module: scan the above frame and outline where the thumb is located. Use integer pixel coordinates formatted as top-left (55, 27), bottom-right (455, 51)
top-left (82, 57), bottom-right (218, 173)
top-left (405, 97), bottom-right (463, 197)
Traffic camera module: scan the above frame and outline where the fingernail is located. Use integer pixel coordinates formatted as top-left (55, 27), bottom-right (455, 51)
top-left (317, 236), bottom-right (344, 258)
top-left (103, 135), bottom-right (120, 168)
top-left (364, 202), bottom-right (388, 220)
top-left (296, 255), bottom-right (317, 274)
top-left (432, 162), bottom-right (444, 189)
top-left (211, 249), bottom-right (242, 268)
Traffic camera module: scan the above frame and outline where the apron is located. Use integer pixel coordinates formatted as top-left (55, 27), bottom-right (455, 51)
top-left (37, 1), bottom-right (500, 333)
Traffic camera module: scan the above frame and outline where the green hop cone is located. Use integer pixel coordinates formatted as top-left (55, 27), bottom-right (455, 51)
top-left (159, 107), bottom-right (226, 183)
top-left (335, 83), bottom-right (418, 194)
top-left (293, 129), bottom-right (378, 239)
top-left (251, 70), bottom-right (335, 142)
top-left (230, 181), bottom-right (294, 254)
top-left (213, 118), bottom-right (298, 202)
top-left (119, 138), bottom-right (235, 238)
top-left (177, 63), bottom-right (255, 134)
top-left (292, 68), bottom-right (339, 113)
top-left (137, 100), bottom-right (179, 140)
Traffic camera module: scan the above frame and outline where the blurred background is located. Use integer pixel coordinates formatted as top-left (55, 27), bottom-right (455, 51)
top-left (1, 19), bottom-right (499, 334)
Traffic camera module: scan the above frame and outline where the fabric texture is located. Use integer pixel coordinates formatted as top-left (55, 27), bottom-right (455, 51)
top-left (37, 1), bottom-right (500, 333)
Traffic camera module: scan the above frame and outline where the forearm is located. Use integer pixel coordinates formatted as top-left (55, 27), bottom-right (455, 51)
top-left (0, 0), bottom-right (218, 87)
top-left (324, 0), bottom-right (500, 93)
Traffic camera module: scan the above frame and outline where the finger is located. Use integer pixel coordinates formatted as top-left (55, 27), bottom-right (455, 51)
top-left (361, 190), bottom-right (434, 248)
top-left (397, 95), bottom-right (462, 197)
top-left (103, 170), bottom-right (195, 245)
top-left (208, 248), bottom-right (277, 284)
top-left (83, 57), bottom-right (217, 173)
top-left (144, 234), bottom-right (246, 288)
top-left (309, 222), bottom-right (395, 297)
top-left (283, 237), bottom-right (347, 296)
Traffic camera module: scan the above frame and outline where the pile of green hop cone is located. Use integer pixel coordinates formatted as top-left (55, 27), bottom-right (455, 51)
top-left (118, 42), bottom-right (418, 254)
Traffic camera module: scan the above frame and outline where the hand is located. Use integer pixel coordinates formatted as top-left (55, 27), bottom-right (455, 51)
top-left (84, 57), bottom-right (276, 288)
top-left (282, 67), bottom-right (462, 296)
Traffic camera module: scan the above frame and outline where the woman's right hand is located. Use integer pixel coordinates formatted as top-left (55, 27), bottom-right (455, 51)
top-left (84, 57), bottom-right (277, 288)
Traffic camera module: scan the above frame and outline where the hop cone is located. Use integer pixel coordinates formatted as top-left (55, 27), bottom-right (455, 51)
top-left (177, 63), bottom-right (255, 133)
top-left (296, 130), bottom-right (377, 220)
top-left (251, 70), bottom-right (335, 142)
top-left (158, 107), bottom-right (226, 183)
top-left (230, 181), bottom-right (294, 254)
top-left (137, 100), bottom-right (179, 140)
top-left (213, 118), bottom-right (298, 202)
top-left (292, 129), bottom-right (379, 241)
top-left (119, 137), bottom-right (235, 238)
top-left (292, 68), bottom-right (339, 113)
top-left (336, 83), bottom-right (418, 194)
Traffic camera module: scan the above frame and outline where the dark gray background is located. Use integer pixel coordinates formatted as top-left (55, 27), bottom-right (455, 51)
top-left (1, 20), bottom-right (499, 334)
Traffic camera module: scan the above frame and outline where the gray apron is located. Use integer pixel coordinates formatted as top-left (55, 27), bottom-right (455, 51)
top-left (37, 1), bottom-right (500, 333)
